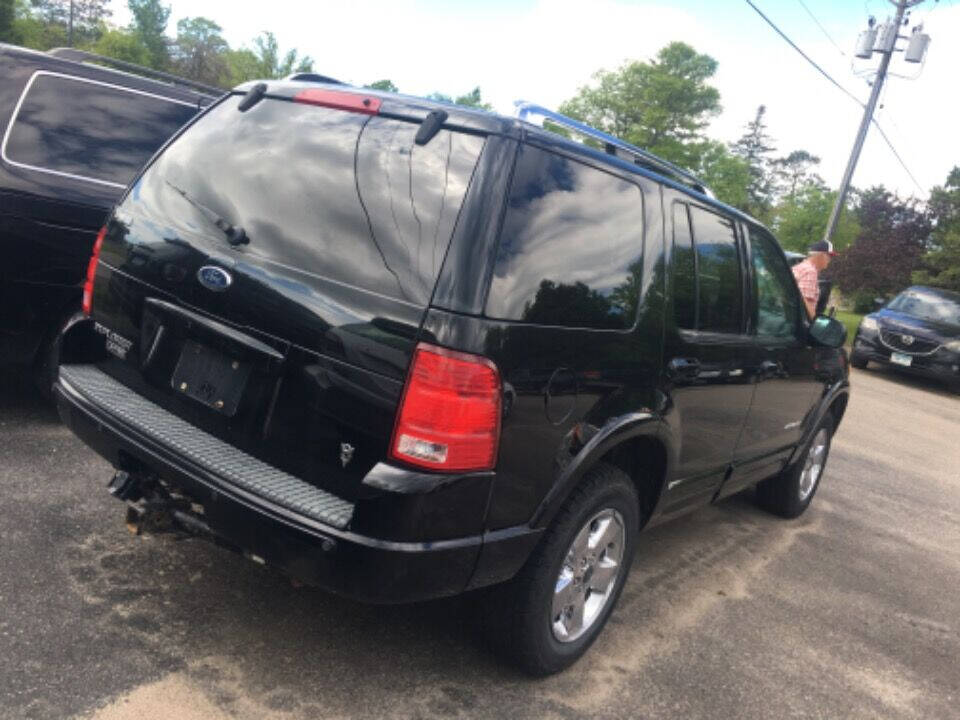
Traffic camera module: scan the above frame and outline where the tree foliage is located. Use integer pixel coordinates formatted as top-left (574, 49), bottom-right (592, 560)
top-left (558, 41), bottom-right (721, 168)
top-left (697, 141), bottom-right (751, 211)
top-left (171, 17), bottom-right (228, 86)
top-left (92, 27), bottom-right (149, 65)
top-left (830, 187), bottom-right (931, 296)
top-left (0, 0), bottom-right (15, 42)
top-left (127, 0), bottom-right (169, 69)
top-left (366, 79), bottom-right (398, 93)
top-left (426, 86), bottom-right (492, 110)
top-left (770, 184), bottom-right (858, 253)
top-left (730, 105), bottom-right (776, 218)
top-left (913, 167), bottom-right (960, 291)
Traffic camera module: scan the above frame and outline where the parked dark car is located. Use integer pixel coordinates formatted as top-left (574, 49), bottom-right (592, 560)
top-left (851, 285), bottom-right (960, 391)
top-left (785, 250), bottom-right (833, 315)
top-left (53, 84), bottom-right (850, 675)
top-left (0, 44), bottom-right (217, 389)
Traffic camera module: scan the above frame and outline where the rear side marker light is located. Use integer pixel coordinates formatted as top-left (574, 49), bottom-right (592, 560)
top-left (293, 89), bottom-right (381, 115)
top-left (390, 343), bottom-right (501, 473)
top-left (82, 226), bottom-right (107, 315)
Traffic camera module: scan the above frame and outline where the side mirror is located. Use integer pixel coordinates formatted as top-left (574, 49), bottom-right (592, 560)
top-left (809, 315), bottom-right (847, 348)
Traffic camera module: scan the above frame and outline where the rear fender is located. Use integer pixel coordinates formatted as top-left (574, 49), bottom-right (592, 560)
top-left (529, 412), bottom-right (666, 530)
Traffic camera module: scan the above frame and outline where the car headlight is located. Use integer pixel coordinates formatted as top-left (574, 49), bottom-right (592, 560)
top-left (859, 316), bottom-right (879, 332)
top-left (945, 340), bottom-right (960, 353)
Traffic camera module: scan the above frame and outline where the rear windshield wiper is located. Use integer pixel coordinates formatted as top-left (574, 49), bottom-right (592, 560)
top-left (165, 180), bottom-right (249, 246)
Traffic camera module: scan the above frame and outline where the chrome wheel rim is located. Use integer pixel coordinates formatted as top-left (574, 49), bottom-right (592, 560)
top-left (799, 428), bottom-right (829, 502)
top-left (552, 508), bottom-right (625, 643)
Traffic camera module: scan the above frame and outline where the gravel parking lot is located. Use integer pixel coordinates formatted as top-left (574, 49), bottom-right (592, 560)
top-left (1, 365), bottom-right (958, 720)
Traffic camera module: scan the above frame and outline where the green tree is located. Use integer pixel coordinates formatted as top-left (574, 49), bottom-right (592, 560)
top-left (697, 140), bottom-right (751, 211)
top-left (171, 16), bottom-right (228, 86)
top-left (426, 86), bottom-right (492, 110)
top-left (0, 0), bottom-right (15, 42)
top-left (92, 27), bottom-right (149, 65)
top-left (772, 149), bottom-right (822, 199)
top-left (913, 167), bottom-right (960, 291)
top-left (127, 0), bottom-right (170, 69)
top-left (770, 184), bottom-right (859, 253)
top-left (558, 42), bottom-right (721, 168)
top-left (29, 0), bottom-right (110, 46)
top-left (366, 79), bottom-right (398, 93)
top-left (251, 30), bottom-right (312, 78)
top-left (10, 0), bottom-right (66, 49)
top-left (730, 105), bottom-right (776, 219)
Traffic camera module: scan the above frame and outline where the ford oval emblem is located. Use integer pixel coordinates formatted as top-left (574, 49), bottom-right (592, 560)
top-left (197, 266), bottom-right (232, 292)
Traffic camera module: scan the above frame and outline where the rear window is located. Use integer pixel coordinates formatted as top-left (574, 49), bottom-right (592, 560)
top-left (128, 95), bottom-right (484, 305)
top-left (486, 145), bottom-right (644, 329)
top-left (2, 72), bottom-right (199, 187)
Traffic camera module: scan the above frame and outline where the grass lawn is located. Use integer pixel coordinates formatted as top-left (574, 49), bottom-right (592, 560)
top-left (834, 310), bottom-right (864, 346)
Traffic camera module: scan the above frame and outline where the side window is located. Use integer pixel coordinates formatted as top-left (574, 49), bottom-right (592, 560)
top-left (672, 202), bottom-right (696, 329)
top-left (3, 72), bottom-right (199, 187)
top-left (486, 145), bottom-right (645, 329)
top-left (689, 206), bottom-right (742, 334)
top-left (748, 226), bottom-right (801, 339)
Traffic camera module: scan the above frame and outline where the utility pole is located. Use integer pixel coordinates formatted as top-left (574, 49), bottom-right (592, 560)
top-left (822, 0), bottom-right (928, 244)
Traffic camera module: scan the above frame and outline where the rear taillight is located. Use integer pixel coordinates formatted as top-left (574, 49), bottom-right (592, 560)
top-left (390, 343), bottom-right (501, 472)
top-left (82, 226), bottom-right (106, 316)
top-left (292, 89), bottom-right (381, 115)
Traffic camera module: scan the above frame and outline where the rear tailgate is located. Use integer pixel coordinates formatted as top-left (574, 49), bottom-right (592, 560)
top-left (86, 92), bottom-right (486, 501)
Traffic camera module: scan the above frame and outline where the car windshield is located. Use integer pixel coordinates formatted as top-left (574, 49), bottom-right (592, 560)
top-left (887, 290), bottom-right (960, 327)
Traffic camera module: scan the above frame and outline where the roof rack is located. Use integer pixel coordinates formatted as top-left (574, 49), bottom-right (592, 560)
top-left (284, 72), bottom-right (346, 85)
top-left (47, 47), bottom-right (224, 97)
top-left (514, 101), bottom-right (712, 197)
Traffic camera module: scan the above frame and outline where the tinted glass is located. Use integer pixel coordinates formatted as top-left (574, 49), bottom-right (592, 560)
top-left (887, 289), bottom-right (960, 326)
top-left (689, 206), bottom-right (742, 334)
top-left (672, 202), bottom-right (696, 329)
top-left (133, 96), bottom-right (484, 305)
top-left (749, 226), bottom-right (800, 339)
top-left (4, 73), bottom-right (198, 186)
top-left (487, 145), bottom-right (644, 329)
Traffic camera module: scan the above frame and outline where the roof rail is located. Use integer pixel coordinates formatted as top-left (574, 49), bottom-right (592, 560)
top-left (284, 72), bottom-right (346, 85)
top-left (514, 101), bottom-right (712, 197)
top-left (47, 47), bottom-right (224, 97)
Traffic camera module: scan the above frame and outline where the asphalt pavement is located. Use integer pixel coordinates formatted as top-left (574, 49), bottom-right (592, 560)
top-left (1, 364), bottom-right (958, 720)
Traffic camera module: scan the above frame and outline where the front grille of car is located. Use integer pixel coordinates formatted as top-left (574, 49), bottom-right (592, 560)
top-left (879, 328), bottom-right (940, 355)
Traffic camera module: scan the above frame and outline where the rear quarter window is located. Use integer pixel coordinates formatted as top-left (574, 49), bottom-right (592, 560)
top-left (486, 144), bottom-right (644, 329)
top-left (2, 71), bottom-right (199, 187)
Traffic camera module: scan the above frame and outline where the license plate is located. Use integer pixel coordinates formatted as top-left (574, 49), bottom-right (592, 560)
top-left (171, 340), bottom-right (251, 415)
top-left (890, 351), bottom-right (912, 367)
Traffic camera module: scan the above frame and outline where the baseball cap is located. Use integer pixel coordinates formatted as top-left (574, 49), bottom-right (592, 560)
top-left (808, 240), bottom-right (838, 256)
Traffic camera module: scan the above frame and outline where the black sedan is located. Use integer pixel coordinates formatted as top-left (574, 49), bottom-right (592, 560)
top-left (851, 285), bottom-right (960, 392)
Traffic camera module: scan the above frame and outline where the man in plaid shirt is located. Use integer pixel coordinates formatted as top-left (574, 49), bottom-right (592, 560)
top-left (792, 240), bottom-right (837, 318)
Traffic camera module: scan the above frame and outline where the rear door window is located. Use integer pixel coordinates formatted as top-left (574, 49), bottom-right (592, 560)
top-left (486, 144), bottom-right (644, 329)
top-left (688, 205), bottom-right (742, 334)
top-left (128, 95), bottom-right (485, 305)
top-left (2, 72), bottom-right (199, 187)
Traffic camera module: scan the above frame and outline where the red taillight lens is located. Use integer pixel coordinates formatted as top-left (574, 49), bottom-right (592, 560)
top-left (82, 226), bottom-right (106, 316)
top-left (292, 89), bottom-right (381, 115)
top-left (390, 343), bottom-right (501, 472)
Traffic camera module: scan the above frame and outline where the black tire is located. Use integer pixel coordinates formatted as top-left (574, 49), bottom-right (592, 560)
top-left (757, 415), bottom-right (834, 519)
top-left (849, 352), bottom-right (868, 370)
top-left (484, 463), bottom-right (639, 676)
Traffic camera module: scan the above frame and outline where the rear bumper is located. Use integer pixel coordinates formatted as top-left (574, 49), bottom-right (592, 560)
top-left (55, 365), bottom-right (541, 603)
top-left (852, 333), bottom-right (960, 386)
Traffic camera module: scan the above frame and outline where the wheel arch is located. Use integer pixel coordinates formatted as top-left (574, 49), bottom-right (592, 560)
top-left (530, 413), bottom-right (671, 531)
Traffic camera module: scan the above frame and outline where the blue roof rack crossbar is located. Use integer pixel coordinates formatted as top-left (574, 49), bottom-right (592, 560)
top-left (514, 101), bottom-right (712, 196)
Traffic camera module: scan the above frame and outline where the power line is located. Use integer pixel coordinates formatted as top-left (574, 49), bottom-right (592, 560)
top-left (796, 0), bottom-right (848, 57)
top-left (743, 0), bottom-right (864, 107)
top-left (743, 0), bottom-right (927, 194)
top-left (869, 118), bottom-right (925, 192)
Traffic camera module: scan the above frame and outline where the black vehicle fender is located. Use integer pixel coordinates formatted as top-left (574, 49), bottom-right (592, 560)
top-left (786, 378), bottom-right (850, 467)
top-left (528, 411), bottom-right (669, 531)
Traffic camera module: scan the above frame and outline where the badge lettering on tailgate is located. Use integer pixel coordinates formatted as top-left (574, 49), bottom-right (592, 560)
top-left (94, 323), bottom-right (133, 360)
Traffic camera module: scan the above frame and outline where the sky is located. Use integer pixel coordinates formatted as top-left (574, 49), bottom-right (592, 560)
top-left (109, 0), bottom-right (960, 199)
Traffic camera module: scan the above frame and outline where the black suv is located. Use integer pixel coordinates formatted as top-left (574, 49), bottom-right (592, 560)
top-left (0, 44), bottom-right (216, 387)
top-left (851, 285), bottom-right (960, 391)
top-left (53, 83), bottom-right (850, 675)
